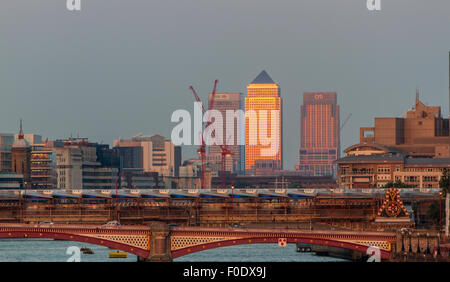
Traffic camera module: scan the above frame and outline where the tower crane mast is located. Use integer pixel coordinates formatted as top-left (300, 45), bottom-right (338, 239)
top-left (189, 79), bottom-right (218, 189)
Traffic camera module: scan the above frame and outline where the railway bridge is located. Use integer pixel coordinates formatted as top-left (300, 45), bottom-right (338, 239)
top-left (0, 222), bottom-right (398, 261)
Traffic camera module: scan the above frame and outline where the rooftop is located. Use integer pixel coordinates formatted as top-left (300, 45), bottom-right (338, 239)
top-left (250, 70), bottom-right (275, 84)
top-left (336, 154), bottom-right (450, 167)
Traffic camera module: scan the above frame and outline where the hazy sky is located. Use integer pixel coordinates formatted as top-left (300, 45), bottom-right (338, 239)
top-left (1, 0), bottom-right (449, 169)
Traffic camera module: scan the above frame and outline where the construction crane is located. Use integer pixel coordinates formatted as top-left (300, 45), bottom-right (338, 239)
top-left (340, 113), bottom-right (352, 131)
top-left (189, 79), bottom-right (218, 189)
top-left (220, 136), bottom-right (233, 188)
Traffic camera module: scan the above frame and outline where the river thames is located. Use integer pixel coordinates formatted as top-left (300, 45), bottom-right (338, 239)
top-left (0, 238), bottom-right (347, 262)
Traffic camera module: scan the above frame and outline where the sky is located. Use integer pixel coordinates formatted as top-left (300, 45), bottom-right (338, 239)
top-left (1, 0), bottom-right (450, 169)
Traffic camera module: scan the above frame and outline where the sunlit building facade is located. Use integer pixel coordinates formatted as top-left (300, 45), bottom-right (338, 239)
top-left (30, 143), bottom-right (57, 189)
top-left (113, 134), bottom-right (181, 177)
top-left (11, 122), bottom-right (32, 189)
top-left (55, 138), bottom-right (119, 190)
top-left (358, 95), bottom-right (449, 157)
top-left (245, 70), bottom-right (282, 172)
top-left (298, 92), bottom-right (339, 176)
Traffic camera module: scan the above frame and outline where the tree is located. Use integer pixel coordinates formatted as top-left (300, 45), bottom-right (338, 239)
top-left (288, 183), bottom-right (302, 188)
top-left (427, 200), bottom-right (444, 226)
top-left (382, 179), bottom-right (414, 188)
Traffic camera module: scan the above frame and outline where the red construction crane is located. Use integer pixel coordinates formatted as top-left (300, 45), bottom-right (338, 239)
top-left (206, 93), bottom-right (233, 188)
top-left (220, 141), bottom-right (232, 188)
top-left (189, 79), bottom-right (218, 189)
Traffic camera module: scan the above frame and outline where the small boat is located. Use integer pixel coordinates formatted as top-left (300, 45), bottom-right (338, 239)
top-left (109, 251), bottom-right (127, 258)
top-left (81, 247), bottom-right (94, 254)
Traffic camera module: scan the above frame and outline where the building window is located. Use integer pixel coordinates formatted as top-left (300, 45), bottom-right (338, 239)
top-left (377, 166), bottom-right (390, 173)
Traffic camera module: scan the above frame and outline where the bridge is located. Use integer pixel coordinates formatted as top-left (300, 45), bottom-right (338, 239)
top-left (0, 223), bottom-right (396, 261)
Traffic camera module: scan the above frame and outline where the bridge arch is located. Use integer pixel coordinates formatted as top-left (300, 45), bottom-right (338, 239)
top-left (171, 236), bottom-right (391, 260)
top-left (0, 230), bottom-right (150, 259)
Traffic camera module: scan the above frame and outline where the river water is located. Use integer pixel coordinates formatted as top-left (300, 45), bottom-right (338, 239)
top-left (0, 238), bottom-right (347, 262)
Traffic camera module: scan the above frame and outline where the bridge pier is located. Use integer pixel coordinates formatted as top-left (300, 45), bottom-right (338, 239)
top-left (141, 222), bottom-right (172, 262)
top-left (391, 230), bottom-right (447, 261)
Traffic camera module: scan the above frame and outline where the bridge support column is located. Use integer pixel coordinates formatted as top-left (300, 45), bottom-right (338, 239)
top-left (144, 222), bottom-right (172, 262)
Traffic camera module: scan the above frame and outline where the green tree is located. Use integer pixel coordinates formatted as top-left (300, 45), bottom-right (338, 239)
top-left (383, 179), bottom-right (414, 188)
top-left (288, 183), bottom-right (302, 188)
top-left (427, 200), bottom-right (445, 226)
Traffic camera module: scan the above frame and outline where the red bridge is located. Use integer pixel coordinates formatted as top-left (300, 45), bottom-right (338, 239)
top-left (0, 223), bottom-right (396, 261)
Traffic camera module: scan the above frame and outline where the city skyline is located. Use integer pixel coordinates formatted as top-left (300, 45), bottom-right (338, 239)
top-left (2, 0), bottom-right (450, 267)
top-left (1, 0), bottom-right (450, 170)
top-left (1, 78), bottom-right (449, 171)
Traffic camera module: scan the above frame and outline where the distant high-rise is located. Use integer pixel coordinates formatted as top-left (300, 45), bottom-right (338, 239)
top-left (208, 92), bottom-right (242, 172)
top-left (113, 134), bottom-right (181, 177)
top-left (55, 138), bottom-right (119, 189)
top-left (298, 92), bottom-right (339, 176)
top-left (11, 120), bottom-right (32, 188)
top-left (0, 133), bottom-right (14, 172)
top-left (245, 71), bottom-right (282, 172)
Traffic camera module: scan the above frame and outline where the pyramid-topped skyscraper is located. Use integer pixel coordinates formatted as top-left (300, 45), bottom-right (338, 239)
top-left (251, 70), bottom-right (275, 84)
top-left (245, 71), bottom-right (283, 173)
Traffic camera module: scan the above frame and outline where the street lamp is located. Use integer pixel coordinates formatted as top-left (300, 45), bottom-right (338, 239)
top-left (115, 180), bottom-right (119, 221)
top-left (23, 180), bottom-right (27, 223)
top-left (439, 191), bottom-right (442, 232)
top-left (330, 187), bottom-right (334, 229)
top-left (231, 185), bottom-right (234, 226)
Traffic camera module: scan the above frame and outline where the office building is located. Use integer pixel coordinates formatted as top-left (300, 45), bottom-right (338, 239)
top-left (358, 94), bottom-right (449, 158)
top-left (30, 142), bottom-right (57, 189)
top-left (245, 70), bottom-right (282, 173)
top-left (208, 92), bottom-right (243, 173)
top-left (120, 171), bottom-right (158, 189)
top-left (298, 92), bottom-right (340, 176)
top-left (0, 172), bottom-right (24, 189)
top-left (55, 138), bottom-right (119, 189)
top-left (337, 94), bottom-right (450, 188)
top-left (14, 134), bottom-right (57, 189)
top-left (336, 152), bottom-right (450, 188)
top-left (113, 134), bottom-right (181, 177)
top-left (0, 134), bottom-right (14, 172)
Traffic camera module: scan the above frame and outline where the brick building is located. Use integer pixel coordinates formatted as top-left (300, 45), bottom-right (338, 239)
top-left (337, 95), bottom-right (450, 188)
top-left (358, 95), bottom-right (449, 158)
top-left (337, 149), bottom-right (450, 188)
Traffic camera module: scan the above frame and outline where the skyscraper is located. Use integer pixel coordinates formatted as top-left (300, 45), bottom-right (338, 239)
top-left (208, 92), bottom-right (242, 172)
top-left (298, 92), bottom-right (339, 176)
top-left (245, 70), bottom-right (282, 172)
